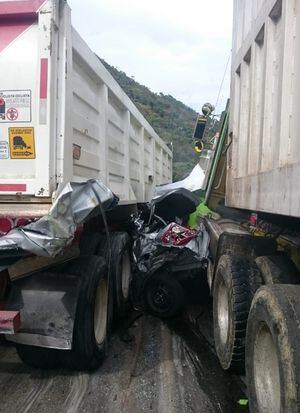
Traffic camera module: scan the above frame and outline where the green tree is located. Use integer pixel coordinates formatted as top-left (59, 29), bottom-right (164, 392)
top-left (100, 58), bottom-right (199, 181)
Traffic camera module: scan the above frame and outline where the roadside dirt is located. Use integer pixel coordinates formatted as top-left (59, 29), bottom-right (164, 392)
top-left (0, 315), bottom-right (248, 413)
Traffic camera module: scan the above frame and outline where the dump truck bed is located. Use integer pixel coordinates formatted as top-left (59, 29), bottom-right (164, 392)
top-left (0, 0), bottom-right (172, 205)
top-left (228, 0), bottom-right (300, 217)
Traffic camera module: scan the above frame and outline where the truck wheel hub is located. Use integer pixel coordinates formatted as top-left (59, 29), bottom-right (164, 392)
top-left (217, 278), bottom-right (230, 345)
top-left (254, 323), bottom-right (281, 413)
top-left (153, 286), bottom-right (170, 309)
top-left (94, 279), bottom-right (108, 345)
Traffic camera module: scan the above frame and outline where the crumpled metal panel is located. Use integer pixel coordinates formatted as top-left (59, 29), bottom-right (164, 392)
top-left (0, 179), bottom-right (118, 257)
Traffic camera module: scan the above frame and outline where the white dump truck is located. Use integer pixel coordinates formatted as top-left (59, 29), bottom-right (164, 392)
top-left (0, 0), bottom-right (172, 370)
top-left (198, 0), bottom-right (300, 411)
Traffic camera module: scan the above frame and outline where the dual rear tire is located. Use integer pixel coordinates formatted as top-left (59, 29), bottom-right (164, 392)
top-left (17, 231), bottom-right (133, 371)
top-left (246, 285), bottom-right (300, 413)
top-left (61, 256), bottom-right (110, 370)
top-left (213, 254), bottom-right (300, 412)
top-left (213, 254), bottom-right (260, 372)
top-left (17, 255), bottom-right (110, 370)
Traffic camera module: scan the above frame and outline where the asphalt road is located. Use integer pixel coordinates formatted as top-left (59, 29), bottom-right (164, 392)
top-left (0, 315), bottom-right (248, 413)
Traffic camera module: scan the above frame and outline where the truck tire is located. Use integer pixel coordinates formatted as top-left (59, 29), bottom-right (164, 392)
top-left (16, 345), bottom-right (60, 369)
top-left (144, 272), bottom-right (185, 319)
top-left (97, 232), bottom-right (132, 318)
top-left (246, 285), bottom-right (300, 413)
top-left (213, 254), bottom-right (261, 372)
top-left (255, 255), bottom-right (300, 285)
top-left (60, 256), bottom-right (111, 370)
top-left (110, 233), bottom-right (132, 317)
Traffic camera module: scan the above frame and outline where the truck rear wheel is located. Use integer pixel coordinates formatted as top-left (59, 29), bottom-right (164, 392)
top-left (16, 344), bottom-right (60, 369)
top-left (255, 255), bottom-right (300, 285)
top-left (213, 254), bottom-right (260, 372)
top-left (60, 256), bottom-right (111, 370)
top-left (246, 284), bottom-right (300, 413)
top-left (97, 232), bottom-right (132, 318)
top-left (111, 233), bottom-right (132, 317)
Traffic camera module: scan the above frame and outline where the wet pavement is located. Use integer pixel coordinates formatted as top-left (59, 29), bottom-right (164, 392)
top-left (0, 315), bottom-right (248, 413)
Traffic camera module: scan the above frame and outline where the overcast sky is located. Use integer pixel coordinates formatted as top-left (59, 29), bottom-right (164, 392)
top-left (68, 0), bottom-right (233, 114)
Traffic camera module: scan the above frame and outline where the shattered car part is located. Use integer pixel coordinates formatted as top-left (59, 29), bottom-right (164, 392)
top-left (160, 223), bottom-right (198, 246)
top-left (0, 179), bottom-right (118, 257)
top-left (132, 188), bottom-right (210, 275)
top-left (133, 223), bottom-right (209, 275)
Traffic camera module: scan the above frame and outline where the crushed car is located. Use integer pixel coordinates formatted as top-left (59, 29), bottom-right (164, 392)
top-left (131, 188), bottom-right (210, 319)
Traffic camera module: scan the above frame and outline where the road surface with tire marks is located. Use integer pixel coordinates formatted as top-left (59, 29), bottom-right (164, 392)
top-left (0, 316), bottom-right (247, 413)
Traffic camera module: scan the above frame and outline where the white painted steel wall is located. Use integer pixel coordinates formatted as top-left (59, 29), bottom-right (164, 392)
top-left (0, 0), bottom-right (172, 204)
top-left (228, 0), bottom-right (300, 217)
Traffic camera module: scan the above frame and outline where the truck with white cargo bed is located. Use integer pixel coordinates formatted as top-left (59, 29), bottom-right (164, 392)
top-left (196, 0), bottom-right (300, 411)
top-left (0, 0), bottom-right (172, 370)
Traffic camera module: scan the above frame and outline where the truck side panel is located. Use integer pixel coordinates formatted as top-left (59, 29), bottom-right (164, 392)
top-left (69, 29), bottom-right (172, 202)
top-left (0, 0), bottom-right (172, 205)
top-left (228, 0), bottom-right (300, 217)
top-left (0, 0), bottom-right (57, 198)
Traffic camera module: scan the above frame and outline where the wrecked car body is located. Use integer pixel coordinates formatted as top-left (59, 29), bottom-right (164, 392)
top-left (131, 188), bottom-right (210, 318)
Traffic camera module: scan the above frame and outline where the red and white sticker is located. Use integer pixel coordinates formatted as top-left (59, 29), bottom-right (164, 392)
top-left (0, 90), bottom-right (31, 123)
top-left (6, 107), bottom-right (18, 121)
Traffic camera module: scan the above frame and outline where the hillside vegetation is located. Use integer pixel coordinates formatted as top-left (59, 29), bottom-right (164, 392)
top-left (101, 59), bottom-right (198, 181)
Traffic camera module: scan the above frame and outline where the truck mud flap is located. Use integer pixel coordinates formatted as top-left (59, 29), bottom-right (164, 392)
top-left (4, 271), bottom-right (81, 350)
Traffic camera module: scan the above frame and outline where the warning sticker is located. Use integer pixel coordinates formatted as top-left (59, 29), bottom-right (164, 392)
top-left (0, 90), bottom-right (31, 123)
top-left (9, 128), bottom-right (35, 159)
top-left (0, 141), bottom-right (9, 159)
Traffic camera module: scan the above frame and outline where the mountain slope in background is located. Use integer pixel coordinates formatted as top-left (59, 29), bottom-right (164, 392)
top-left (101, 59), bottom-right (199, 181)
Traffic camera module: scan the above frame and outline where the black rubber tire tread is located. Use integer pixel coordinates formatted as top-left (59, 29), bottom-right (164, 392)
top-left (16, 345), bottom-right (60, 369)
top-left (255, 255), bottom-right (300, 285)
top-left (144, 272), bottom-right (185, 319)
top-left (59, 255), bottom-right (110, 370)
top-left (96, 232), bottom-right (132, 318)
top-left (79, 232), bottom-right (103, 256)
top-left (246, 284), bottom-right (300, 413)
top-left (213, 254), bottom-right (262, 373)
